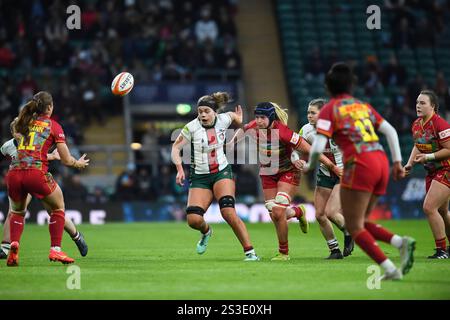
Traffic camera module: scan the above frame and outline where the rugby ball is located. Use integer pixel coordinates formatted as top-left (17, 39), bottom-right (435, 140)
top-left (111, 72), bottom-right (134, 96)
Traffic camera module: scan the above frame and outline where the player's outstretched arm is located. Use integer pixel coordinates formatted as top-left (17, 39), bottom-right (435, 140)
top-left (378, 120), bottom-right (404, 180)
top-left (56, 143), bottom-right (89, 169)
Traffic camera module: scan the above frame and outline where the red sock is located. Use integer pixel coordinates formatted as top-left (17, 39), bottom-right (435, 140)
top-left (279, 241), bottom-right (288, 255)
top-left (9, 213), bottom-right (25, 243)
top-left (354, 229), bottom-right (388, 264)
top-left (435, 237), bottom-right (447, 251)
top-left (364, 221), bottom-right (394, 244)
top-left (49, 210), bottom-right (65, 247)
top-left (292, 206), bottom-right (303, 219)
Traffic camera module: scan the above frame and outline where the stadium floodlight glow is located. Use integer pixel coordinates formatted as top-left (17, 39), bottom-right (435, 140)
top-left (176, 103), bottom-right (192, 115)
top-left (130, 142), bottom-right (142, 150)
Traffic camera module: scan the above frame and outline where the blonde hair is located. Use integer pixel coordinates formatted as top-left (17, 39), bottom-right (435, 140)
top-left (270, 102), bottom-right (289, 125)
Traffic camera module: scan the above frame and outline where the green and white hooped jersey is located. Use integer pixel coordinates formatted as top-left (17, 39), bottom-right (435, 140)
top-left (181, 113), bottom-right (232, 175)
top-left (300, 123), bottom-right (344, 176)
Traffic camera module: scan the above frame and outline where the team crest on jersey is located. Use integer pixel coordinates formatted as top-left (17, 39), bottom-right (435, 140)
top-left (439, 129), bottom-right (450, 140)
top-left (218, 130), bottom-right (226, 142)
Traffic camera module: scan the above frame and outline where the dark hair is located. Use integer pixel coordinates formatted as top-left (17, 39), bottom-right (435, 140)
top-left (10, 117), bottom-right (18, 136)
top-left (420, 90), bottom-right (439, 113)
top-left (324, 62), bottom-right (357, 96)
top-left (15, 91), bottom-right (53, 138)
top-left (308, 98), bottom-right (327, 110)
top-left (197, 92), bottom-right (231, 112)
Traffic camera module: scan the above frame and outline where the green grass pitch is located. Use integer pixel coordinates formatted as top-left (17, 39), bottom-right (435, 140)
top-left (1, 220), bottom-right (449, 299)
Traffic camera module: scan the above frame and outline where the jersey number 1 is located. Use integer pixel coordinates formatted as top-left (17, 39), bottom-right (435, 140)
top-left (355, 119), bottom-right (379, 142)
top-left (18, 132), bottom-right (36, 151)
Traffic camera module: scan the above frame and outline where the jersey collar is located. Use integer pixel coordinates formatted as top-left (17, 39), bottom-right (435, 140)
top-left (200, 116), bottom-right (217, 129)
top-left (421, 112), bottom-right (436, 127)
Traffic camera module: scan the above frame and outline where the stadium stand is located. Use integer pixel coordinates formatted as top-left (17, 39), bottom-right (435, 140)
top-left (276, 0), bottom-right (450, 161)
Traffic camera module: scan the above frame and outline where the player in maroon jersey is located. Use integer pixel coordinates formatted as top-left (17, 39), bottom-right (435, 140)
top-left (232, 102), bottom-right (341, 260)
top-left (304, 62), bottom-right (415, 280)
top-left (5, 91), bottom-right (89, 266)
top-left (403, 90), bottom-right (450, 259)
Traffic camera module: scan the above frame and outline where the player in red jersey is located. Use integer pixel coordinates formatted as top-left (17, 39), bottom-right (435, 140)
top-left (232, 102), bottom-right (341, 260)
top-left (0, 119), bottom-right (88, 259)
top-left (5, 91), bottom-right (89, 266)
top-left (304, 62), bottom-right (416, 280)
top-left (403, 90), bottom-right (450, 259)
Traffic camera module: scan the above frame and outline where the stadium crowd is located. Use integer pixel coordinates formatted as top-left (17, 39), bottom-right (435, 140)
top-left (0, 0), bottom-right (245, 203)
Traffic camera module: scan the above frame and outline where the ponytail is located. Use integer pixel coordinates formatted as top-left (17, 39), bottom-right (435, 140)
top-left (15, 91), bottom-right (53, 139)
top-left (15, 100), bottom-right (38, 138)
top-left (271, 102), bottom-right (289, 125)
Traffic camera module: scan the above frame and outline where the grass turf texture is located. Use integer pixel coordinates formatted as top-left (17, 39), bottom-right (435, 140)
top-left (1, 220), bottom-right (449, 299)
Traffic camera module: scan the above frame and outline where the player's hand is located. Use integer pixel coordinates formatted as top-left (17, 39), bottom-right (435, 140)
top-left (75, 153), bottom-right (90, 169)
top-left (50, 149), bottom-right (60, 161)
top-left (332, 165), bottom-right (343, 178)
top-left (413, 153), bottom-right (427, 164)
top-left (392, 161), bottom-right (405, 181)
top-left (403, 163), bottom-right (413, 177)
top-left (302, 162), bottom-right (312, 174)
top-left (292, 159), bottom-right (306, 171)
top-left (234, 105), bottom-right (243, 125)
top-left (176, 170), bottom-right (185, 186)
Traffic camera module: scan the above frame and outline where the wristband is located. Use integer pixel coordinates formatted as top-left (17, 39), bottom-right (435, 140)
top-left (425, 153), bottom-right (435, 162)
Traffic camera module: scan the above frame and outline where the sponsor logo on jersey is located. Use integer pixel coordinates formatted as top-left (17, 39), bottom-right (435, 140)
top-left (439, 128), bottom-right (450, 140)
top-left (290, 132), bottom-right (300, 145)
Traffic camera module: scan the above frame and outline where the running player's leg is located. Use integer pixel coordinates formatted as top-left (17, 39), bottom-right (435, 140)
top-left (323, 184), bottom-right (353, 257)
top-left (270, 181), bottom-right (297, 259)
top-left (0, 213), bottom-right (11, 258)
top-left (315, 186), bottom-right (342, 258)
top-left (1, 194), bottom-right (32, 258)
top-left (364, 194), bottom-right (415, 273)
top-left (213, 179), bottom-right (258, 260)
top-left (437, 198), bottom-right (450, 253)
top-left (41, 185), bottom-right (74, 264)
top-left (5, 171), bottom-right (29, 266)
top-left (6, 197), bottom-right (28, 267)
top-left (423, 180), bottom-right (450, 258)
top-left (42, 201), bottom-right (88, 256)
top-left (325, 184), bottom-right (345, 231)
top-left (341, 188), bottom-right (401, 278)
top-left (186, 188), bottom-right (213, 254)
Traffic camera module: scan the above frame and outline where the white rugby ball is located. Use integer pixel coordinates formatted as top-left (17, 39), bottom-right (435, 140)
top-left (111, 72), bottom-right (134, 96)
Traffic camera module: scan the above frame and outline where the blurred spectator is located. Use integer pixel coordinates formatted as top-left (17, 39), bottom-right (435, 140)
top-left (87, 186), bottom-right (109, 204)
top-left (63, 174), bottom-right (89, 202)
top-left (434, 71), bottom-right (450, 118)
top-left (136, 167), bottom-right (157, 200)
top-left (392, 18), bottom-right (414, 49)
top-left (362, 56), bottom-right (382, 96)
top-left (305, 46), bottom-right (325, 77)
top-left (115, 163), bottom-right (138, 201)
top-left (382, 54), bottom-right (407, 87)
top-left (195, 7), bottom-right (219, 44)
